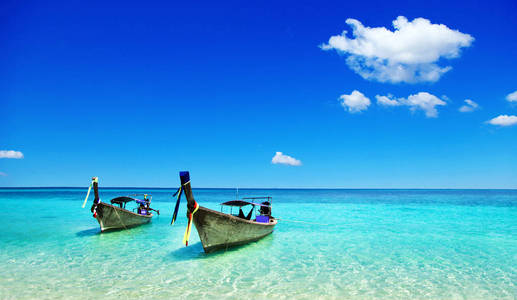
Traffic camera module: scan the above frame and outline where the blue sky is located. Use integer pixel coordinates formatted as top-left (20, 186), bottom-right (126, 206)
top-left (1, 0), bottom-right (516, 188)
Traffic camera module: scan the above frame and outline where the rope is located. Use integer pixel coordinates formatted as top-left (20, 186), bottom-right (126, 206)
top-left (224, 217), bottom-right (238, 253)
top-left (113, 205), bottom-right (128, 230)
top-left (171, 180), bottom-right (191, 216)
top-left (183, 201), bottom-right (198, 246)
top-left (171, 179), bottom-right (197, 246)
top-left (170, 185), bottom-right (183, 225)
top-left (275, 218), bottom-right (330, 226)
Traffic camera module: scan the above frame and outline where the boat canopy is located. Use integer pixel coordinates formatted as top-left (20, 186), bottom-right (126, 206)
top-left (221, 200), bottom-right (270, 207)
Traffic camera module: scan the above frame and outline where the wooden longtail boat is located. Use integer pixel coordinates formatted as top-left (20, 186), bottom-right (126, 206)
top-left (82, 177), bottom-right (159, 232)
top-left (175, 171), bottom-right (277, 253)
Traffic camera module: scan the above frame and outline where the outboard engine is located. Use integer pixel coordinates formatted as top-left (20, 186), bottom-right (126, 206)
top-left (259, 201), bottom-right (271, 216)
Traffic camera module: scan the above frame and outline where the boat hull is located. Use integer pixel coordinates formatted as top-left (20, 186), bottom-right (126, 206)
top-left (193, 206), bottom-right (277, 253)
top-left (95, 202), bottom-right (152, 232)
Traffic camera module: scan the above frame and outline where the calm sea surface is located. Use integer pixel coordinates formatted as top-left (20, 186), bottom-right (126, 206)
top-left (1, 188), bottom-right (516, 299)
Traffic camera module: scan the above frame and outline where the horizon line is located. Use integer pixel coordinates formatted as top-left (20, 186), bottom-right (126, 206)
top-left (0, 186), bottom-right (516, 190)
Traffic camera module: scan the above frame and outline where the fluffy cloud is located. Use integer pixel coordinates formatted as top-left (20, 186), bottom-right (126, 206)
top-left (339, 90), bottom-right (371, 113)
top-left (487, 115), bottom-right (517, 127)
top-left (376, 94), bottom-right (402, 106)
top-left (376, 92), bottom-right (446, 117)
top-left (403, 92), bottom-right (447, 117)
top-left (506, 91), bottom-right (517, 102)
top-left (459, 99), bottom-right (479, 112)
top-left (0, 150), bottom-right (24, 159)
top-left (272, 152), bottom-right (302, 166)
top-left (321, 16), bottom-right (474, 83)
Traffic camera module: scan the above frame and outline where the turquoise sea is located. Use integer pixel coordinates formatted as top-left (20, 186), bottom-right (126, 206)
top-left (1, 188), bottom-right (516, 299)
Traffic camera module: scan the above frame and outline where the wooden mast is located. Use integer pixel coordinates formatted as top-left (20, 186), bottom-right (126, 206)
top-left (90, 177), bottom-right (100, 214)
top-left (92, 177), bottom-right (99, 205)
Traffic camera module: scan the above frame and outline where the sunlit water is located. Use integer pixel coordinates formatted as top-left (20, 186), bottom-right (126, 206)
top-left (1, 188), bottom-right (516, 299)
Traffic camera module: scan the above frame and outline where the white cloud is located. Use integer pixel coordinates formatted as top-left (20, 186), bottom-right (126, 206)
top-left (271, 152), bottom-right (302, 166)
top-left (376, 94), bottom-right (402, 106)
top-left (459, 99), bottom-right (479, 112)
top-left (339, 90), bottom-right (371, 113)
top-left (506, 91), bottom-right (517, 102)
top-left (404, 92), bottom-right (447, 117)
top-left (487, 115), bottom-right (517, 127)
top-left (321, 16), bottom-right (474, 83)
top-left (0, 172), bottom-right (6, 177)
top-left (376, 92), bottom-right (446, 117)
top-left (0, 150), bottom-right (24, 159)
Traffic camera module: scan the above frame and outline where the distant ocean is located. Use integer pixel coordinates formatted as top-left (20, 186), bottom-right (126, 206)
top-left (1, 188), bottom-right (516, 299)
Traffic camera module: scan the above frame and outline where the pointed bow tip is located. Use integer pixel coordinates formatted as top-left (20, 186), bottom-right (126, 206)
top-left (179, 171), bottom-right (190, 184)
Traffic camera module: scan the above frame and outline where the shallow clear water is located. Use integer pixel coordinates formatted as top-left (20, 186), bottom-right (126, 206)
top-left (1, 188), bottom-right (516, 299)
